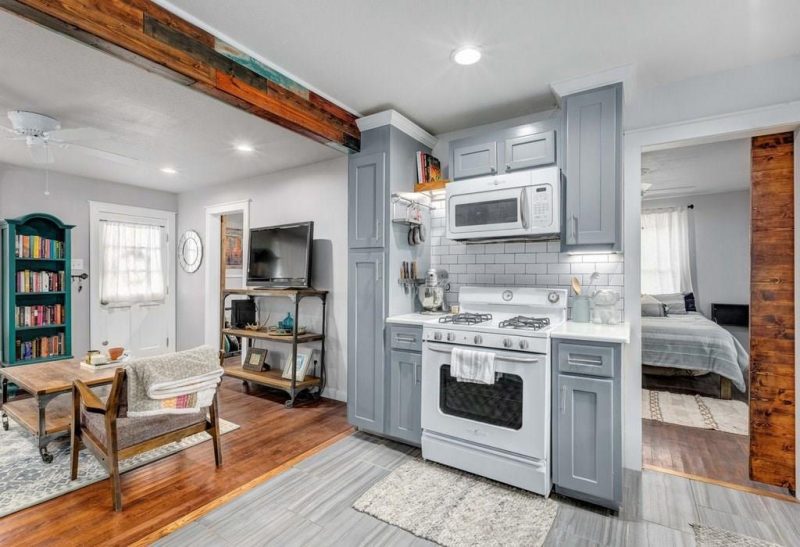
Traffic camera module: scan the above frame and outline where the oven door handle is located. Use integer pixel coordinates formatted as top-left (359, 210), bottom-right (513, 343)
top-left (425, 343), bottom-right (541, 363)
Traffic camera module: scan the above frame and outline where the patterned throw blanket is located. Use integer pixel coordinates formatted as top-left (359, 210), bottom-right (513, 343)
top-left (126, 346), bottom-right (223, 417)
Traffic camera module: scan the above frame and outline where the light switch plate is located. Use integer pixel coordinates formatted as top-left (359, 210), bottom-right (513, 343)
top-left (71, 258), bottom-right (84, 271)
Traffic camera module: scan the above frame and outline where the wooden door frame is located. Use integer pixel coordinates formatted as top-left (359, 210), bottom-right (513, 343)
top-left (622, 101), bottom-right (800, 494)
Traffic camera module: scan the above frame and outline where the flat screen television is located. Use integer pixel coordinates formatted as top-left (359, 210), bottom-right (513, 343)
top-left (247, 222), bottom-right (313, 288)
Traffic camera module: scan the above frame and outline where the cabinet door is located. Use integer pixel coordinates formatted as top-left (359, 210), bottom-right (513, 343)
top-left (564, 85), bottom-right (620, 246)
top-left (347, 251), bottom-right (385, 433)
top-left (503, 130), bottom-right (555, 172)
top-left (555, 374), bottom-right (615, 501)
top-left (349, 152), bottom-right (386, 248)
top-left (387, 350), bottom-right (422, 445)
top-left (452, 140), bottom-right (498, 179)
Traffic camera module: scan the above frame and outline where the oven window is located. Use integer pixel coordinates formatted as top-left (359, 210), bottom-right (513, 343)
top-left (454, 198), bottom-right (518, 227)
top-left (439, 365), bottom-right (523, 430)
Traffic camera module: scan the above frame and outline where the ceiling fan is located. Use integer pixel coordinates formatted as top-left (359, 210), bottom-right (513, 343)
top-left (0, 110), bottom-right (139, 165)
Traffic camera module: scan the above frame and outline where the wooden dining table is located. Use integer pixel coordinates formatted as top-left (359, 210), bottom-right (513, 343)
top-left (0, 359), bottom-right (119, 463)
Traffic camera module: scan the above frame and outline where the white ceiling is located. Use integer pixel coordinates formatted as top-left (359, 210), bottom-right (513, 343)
top-left (161, 0), bottom-right (800, 134)
top-left (642, 138), bottom-right (751, 199)
top-left (0, 11), bottom-right (339, 193)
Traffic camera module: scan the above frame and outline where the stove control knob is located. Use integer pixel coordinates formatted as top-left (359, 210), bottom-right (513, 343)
top-left (434, 331), bottom-right (442, 341)
top-left (519, 340), bottom-right (529, 350)
top-left (503, 338), bottom-right (513, 348)
top-left (474, 335), bottom-right (483, 345)
top-left (447, 332), bottom-right (456, 342)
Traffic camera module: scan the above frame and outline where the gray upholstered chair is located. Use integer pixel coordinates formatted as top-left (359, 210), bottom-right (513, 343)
top-left (70, 367), bottom-right (222, 511)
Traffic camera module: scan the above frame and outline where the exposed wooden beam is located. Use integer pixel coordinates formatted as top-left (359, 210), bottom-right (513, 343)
top-left (0, 0), bottom-right (360, 153)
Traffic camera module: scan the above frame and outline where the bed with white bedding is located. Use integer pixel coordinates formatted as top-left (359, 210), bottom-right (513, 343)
top-left (641, 312), bottom-right (749, 393)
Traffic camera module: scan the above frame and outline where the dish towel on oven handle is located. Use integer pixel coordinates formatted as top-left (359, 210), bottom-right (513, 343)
top-left (450, 347), bottom-right (496, 385)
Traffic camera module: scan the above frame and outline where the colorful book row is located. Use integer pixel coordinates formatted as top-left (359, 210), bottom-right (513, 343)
top-left (15, 304), bottom-right (65, 328)
top-left (16, 270), bottom-right (65, 293)
top-left (15, 234), bottom-right (65, 259)
top-left (416, 151), bottom-right (442, 184)
top-left (15, 333), bottom-right (66, 361)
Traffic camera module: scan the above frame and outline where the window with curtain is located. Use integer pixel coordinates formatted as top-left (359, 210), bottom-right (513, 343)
top-left (641, 207), bottom-right (693, 295)
top-left (100, 221), bottom-right (166, 305)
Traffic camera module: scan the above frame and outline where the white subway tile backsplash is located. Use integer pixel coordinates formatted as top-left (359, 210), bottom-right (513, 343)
top-left (505, 242), bottom-right (526, 253)
top-left (494, 254), bottom-right (515, 264)
top-left (494, 274), bottom-right (515, 284)
top-left (526, 242), bottom-right (549, 253)
top-left (526, 263), bottom-right (547, 274)
top-left (514, 274), bottom-right (537, 284)
top-left (537, 274), bottom-right (558, 285)
top-left (467, 264), bottom-right (486, 274)
top-left (476, 274), bottom-right (495, 283)
top-left (465, 244), bottom-right (486, 255)
top-left (447, 264), bottom-right (467, 274)
top-left (505, 263), bottom-right (526, 274)
top-left (475, 255), bottom-right (495, 263)
top-left (484, 243), bottom-right (505, 254)
top-left (547, 242), bottom-right (561, 252)
top-left (440, 255), bottom-right (458, 264)
top-left (457, 254), bottom-right (476, 264)
top-left (514, 253), bottom-right (538, 263)
top-left (536, 253), bottom-right (559, 263)
top-left (547, 263), bottom-right (571, 274)
top-left (485, 264), bottom-right (506, 274)
top-left (570, 263), bottom-right (597, 274)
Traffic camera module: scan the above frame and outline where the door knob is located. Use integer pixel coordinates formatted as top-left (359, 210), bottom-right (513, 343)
top-left (102, 340), bottom-right (108, 346)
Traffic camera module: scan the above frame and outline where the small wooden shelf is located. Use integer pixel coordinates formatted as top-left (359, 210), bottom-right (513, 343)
top-left (15, 257), bottom-right (66, 262)
top-left (222, 327), bottom-right (323, 343)
top-left (16, 324), bottom-right (66, 331)
top-left (13, 354), bottom-right (72, 365)
top-left (16, 291), bottom-right (66, 296)
top-left (3, 393), bottom-right (72, 435)
top-left (223, 364), bottom-right (321, 391)
top-left (414, 179), bottom-right (449, 193)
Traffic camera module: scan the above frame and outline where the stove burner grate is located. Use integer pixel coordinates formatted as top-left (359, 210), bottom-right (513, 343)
top-left (438, 312), bottom-right (493, 325)
top-left (498, 315), bottom-right (551, 331)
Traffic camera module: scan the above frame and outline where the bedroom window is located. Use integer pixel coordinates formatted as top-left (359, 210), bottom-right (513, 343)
top-left (641, 207), bottom-right (693, 295)
top-left (99, 221), bottom-right (166, 305)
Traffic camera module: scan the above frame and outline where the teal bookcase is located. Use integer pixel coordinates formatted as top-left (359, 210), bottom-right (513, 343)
top-left (2, 213), bottom-right (74, 366)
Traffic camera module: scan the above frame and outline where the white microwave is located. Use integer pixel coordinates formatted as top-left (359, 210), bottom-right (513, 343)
top-left (445, 166), bottom-right (561, 242)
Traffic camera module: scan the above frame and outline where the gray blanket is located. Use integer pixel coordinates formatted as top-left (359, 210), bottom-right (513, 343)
top-left (126, 345), bottom-right (222, 417)
top-left (641, 313), bottom-right (749, 392)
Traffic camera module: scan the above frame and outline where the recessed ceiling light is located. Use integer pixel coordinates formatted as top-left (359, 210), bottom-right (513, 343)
top-left (234, 143), bottom-right (255, 153)
top-left (160, 166), bottom-right (177, 174)
top-left (451, 46), bottom-right (481, 66)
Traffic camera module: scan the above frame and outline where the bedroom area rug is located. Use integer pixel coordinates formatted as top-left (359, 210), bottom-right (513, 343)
top-left (0, 419), bottom-right (238, 517)
top-left (353, 458), bottom-right (559, 547)
top-left (643, 389), bottom-right (748, 435)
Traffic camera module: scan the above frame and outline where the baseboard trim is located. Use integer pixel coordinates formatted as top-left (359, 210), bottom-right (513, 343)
top-left (131, 428), bottom-right (354, 546)
top-left (643, 464), bottom-right (797, 503)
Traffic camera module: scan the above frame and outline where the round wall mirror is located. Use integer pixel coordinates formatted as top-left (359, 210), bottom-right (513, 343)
top-left (178, 230), bottom-right (203, 273)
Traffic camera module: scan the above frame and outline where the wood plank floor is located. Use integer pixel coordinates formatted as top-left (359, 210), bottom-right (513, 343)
top-left (642, 419), bottom-right (791, 497)
top-left (157, 431), bottom-right (800, 547)
top-left (0, 377), bottom-right (351, 546)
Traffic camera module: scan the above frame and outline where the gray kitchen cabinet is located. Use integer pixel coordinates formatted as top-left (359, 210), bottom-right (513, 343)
top-left (387, 349), bottom-right (422, 445)
top-left (348, 152), bottom-right (386, 248)
top-left (562, 84), bottom-right (622, 251)
top-left (552, 338), bottom-right (622, 510)
top-left (503, 130), bottom-right (555, 172)
top-left (451, 140), bottom-right (498, 179)
top-left (347, 251), bottom-right (385, 433)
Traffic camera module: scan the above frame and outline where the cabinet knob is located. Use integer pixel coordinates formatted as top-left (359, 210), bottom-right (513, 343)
top-left (505, 164), bottom-right (511, 172)
top-left (490, 167), bottom-right (496, 174)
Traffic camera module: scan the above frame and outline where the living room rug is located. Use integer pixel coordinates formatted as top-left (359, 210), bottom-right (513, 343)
top-left (353, 458), bottom-right (558, 547)
top-left (691, 524), bottom-right (782, 546)
top-left (0, 419), bottom-right (238, 517)
top-left (642, 389), bottom-right (748, 435)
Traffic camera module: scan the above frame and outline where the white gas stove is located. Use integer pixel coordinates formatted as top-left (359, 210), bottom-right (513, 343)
top-left (420, 286), bottom-right (567, 496)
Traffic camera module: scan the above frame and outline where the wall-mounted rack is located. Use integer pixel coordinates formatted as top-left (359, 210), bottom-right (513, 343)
top-left (391, 193), bottom-right (431, 226)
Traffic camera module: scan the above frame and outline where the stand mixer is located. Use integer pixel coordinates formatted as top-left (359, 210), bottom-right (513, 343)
top-left (419, 268), bottom-right (449, 314)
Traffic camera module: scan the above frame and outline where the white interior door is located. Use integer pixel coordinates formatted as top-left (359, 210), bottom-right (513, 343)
top-left (90, 202), bottom-right (176, 358)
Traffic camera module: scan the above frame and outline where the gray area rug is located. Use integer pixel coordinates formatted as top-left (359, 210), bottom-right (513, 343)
top-left (0, 418), bottom-right (238, 517)
top-left (353, 458), bottom-right (558, 546)
top-left (691, 524), bottom-right (783, 546)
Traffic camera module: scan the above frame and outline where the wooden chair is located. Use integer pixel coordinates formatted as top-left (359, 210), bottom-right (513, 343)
top-left (70, 368), bottom-right (222, 511)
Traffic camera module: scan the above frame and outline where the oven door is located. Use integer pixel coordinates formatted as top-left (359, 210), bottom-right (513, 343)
top-left (446, 185), bottom-right (531, 239)
top-left (421, 342), bottom-right (549, 459)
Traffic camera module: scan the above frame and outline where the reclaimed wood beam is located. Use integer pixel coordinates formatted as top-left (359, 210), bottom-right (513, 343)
top-left (0, 0), bottom-right (360, 153)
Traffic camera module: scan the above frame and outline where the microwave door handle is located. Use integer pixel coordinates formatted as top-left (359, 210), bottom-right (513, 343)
top-left (519, 189), bottom-right (528, 229)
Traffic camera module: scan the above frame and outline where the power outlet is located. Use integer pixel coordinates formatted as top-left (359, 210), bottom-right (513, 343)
top-left (71, 258), bottom-right (85, 271)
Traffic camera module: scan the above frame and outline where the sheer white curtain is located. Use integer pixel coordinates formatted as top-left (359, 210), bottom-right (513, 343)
top-left (641, 207), bottom-right (693, 295)
top-left (100, 221), bottom-right (166, 305)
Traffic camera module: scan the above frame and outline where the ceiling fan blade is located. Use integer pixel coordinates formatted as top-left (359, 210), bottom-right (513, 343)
top-left (28, 144), bottom-right (54, 164)
top-left (61, 142), bottom-right (140, 166)
top-left (48, 127), bottom-right (111, 142)
top-left (0, 124), bottom-right (18, 135)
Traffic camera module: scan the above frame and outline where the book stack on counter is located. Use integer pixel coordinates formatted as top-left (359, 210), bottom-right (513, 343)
top-left (16, 333), bottom-right (65, 361)
top-left (16, 270), bottom-right (65, 293)
top-left (16, 304), bottom-right (65, 327)
top-left (416, 152), bottom-right (441, 184)
top-left (15, 235), bottom-right (65, 259)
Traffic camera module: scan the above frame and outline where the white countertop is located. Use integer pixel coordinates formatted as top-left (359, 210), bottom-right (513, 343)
top-left (385, 313), bottom-right (445, 326)
top-left (550, 321), bottom-right (631, 344)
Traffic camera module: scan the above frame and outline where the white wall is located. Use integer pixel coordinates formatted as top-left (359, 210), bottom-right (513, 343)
top-left (0, 164), bottom-right (178, 359)
top-left (176, 157), bottom-right (348, 401)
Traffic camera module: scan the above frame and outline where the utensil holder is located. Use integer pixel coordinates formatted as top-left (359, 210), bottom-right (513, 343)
top-left (572, 296), bottom-right (591, 323)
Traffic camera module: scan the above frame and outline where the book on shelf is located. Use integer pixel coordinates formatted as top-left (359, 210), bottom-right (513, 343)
top-left (15, 332), bottom-right (66, 361)
top-left (15, 270), bottom-right (65, 293)
top-left (14, 234), bottom-right (64, 259)
top-left (15, 304), bottom-right (65, 328)
top-left (416, 151), bottom-right (441, 184)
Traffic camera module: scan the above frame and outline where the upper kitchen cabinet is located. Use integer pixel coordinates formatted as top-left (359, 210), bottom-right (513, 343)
top-left (349, 152), bottom-right (386, 248)
top-left (449, 122), bottom-right (558, 180)
top-left (562, 84), bottom-right (622, 251)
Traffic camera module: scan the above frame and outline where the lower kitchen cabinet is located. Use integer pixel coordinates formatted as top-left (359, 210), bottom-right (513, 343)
top-left (552, 338), bottom-right (622, 510)
top-left (386, 349), bottom-right (422, 445)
